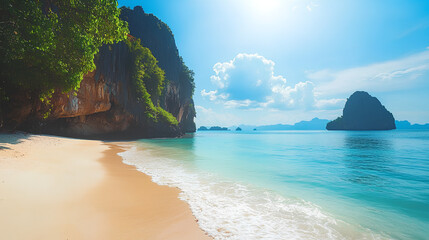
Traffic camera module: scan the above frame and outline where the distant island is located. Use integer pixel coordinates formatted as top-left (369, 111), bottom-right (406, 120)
top-left (197, 90), bottom-right (428, 133)
top-left (198, 126), bottom-right (229, 131)
top-left (258, 118), bottom-right (329, 130)
top-left (212, 117), bottom-right (427, 132)
top-left (327, 91), bottom-right (396, 130)
top-left (232, 118), bottom-right (330, 131)
top-left (395, 120), bottom-right (429, 129)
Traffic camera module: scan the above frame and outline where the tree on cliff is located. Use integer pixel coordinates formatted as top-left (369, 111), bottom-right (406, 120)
top-left (0, 0), bottom-right (128, 100)
top-left (119, 6), bottom-right (196, 100)
top-left (126, 38), bottom-right (178, 125)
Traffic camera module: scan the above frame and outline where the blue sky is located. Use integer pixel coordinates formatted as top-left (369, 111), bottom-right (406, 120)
top-left (118, 0), bottom-right (429, 125)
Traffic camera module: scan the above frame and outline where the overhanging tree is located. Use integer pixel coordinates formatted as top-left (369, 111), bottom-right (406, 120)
top-left (0, 0), bottom-right (129, 99)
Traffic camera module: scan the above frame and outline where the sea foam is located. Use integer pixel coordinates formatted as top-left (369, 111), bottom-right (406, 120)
top-left (119, 145), bottom-right (387, 240)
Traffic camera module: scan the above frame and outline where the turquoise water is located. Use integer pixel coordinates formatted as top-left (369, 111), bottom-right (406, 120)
top-left (121, 130), bottom-right (429, 239)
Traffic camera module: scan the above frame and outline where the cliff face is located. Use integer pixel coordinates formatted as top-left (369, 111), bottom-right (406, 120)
top-left (120, 6), bottom-right (196, 132)
top-left (326, 91), bottom-right (396, 130)
top-left (0, 6), bottom-right (196, 139)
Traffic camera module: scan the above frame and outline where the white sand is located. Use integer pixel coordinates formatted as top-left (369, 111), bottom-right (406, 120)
top-left (0, 133), bottom-right (210, 240)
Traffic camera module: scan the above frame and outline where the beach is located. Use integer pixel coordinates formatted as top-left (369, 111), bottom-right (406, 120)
top-left (0, 133), bottom-right (210, 240)
top-left (1, 131), bottom-right (428, 240)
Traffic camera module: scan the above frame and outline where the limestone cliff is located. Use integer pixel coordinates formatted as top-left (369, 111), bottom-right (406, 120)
top-left (326, 91), bottom-right (396, 130)
top-left (120, 6), bottom-right (196, 133)
top-left (0, 6), bottom-right (196, 139)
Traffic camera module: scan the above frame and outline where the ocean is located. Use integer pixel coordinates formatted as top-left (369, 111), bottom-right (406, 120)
top-left (119, 130), bottom-right (429, 240)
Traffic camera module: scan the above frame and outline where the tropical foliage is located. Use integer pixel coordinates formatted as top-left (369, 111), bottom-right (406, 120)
top-left (0, 0), bottom-right (128, 98)
top-left (179, 56), bottom-right (195, 95)
top-left (126, 38), bottom-right (178, 125)
top-left (1, 1), bottom-right (179, 127)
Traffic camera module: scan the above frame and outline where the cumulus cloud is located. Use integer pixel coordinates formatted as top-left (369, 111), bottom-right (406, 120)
top-left (209, 53), bottom-right (278, 102)
top-left (309, 50), bottom-right (429, 96)
top-left (270, 81), bottom-right (316, 109)
top-left (200, 89), bottom-right (229, 101)
top-left (202, 53), bottom-right (339, 110)
top-left (314, 98), bottom-right (346, 110)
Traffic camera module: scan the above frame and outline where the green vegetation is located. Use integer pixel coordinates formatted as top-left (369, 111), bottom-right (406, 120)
top-left (119, 6), bottom-right (195, 98)
top-left (156, 107), bottom-right (179, 125)
top-left (179, 56), bottom-right (195, 95)
top-left (0, 1), bottom-right (179, 128)
top-left (1, 0), bottom-right (128, 97)
top-left (126, 39), bottom-right (178, 125)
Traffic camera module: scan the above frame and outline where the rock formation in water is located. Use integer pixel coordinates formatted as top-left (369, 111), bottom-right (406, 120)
top-left (0, 6), bottom-right (195, 139)
top-left (326, 91), bottom-right (396, 130)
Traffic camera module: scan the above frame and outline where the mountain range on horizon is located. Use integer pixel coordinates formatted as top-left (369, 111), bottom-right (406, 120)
top-left (207, 118), bottom-right (429, 131)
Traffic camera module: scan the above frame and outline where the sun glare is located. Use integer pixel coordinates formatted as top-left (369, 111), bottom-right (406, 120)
top-left (248, 0), bottom-right (282, 16)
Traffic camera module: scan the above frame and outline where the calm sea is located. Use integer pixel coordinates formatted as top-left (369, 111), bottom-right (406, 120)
top-left (119, 130), bottom-right (429, 240)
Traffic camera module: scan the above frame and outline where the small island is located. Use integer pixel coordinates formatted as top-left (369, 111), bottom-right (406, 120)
top-left (327, 91), bottom-right (396, 130)
top-left (236, 127), bottom-right (242, 131)
top-left (198, 126), bottom-right (229, 131)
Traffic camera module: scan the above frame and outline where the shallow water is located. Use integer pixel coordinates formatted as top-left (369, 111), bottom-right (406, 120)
top-left (120, 130), bottom-right (429, 240)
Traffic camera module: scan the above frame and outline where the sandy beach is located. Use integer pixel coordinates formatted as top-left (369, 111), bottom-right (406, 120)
top-left (0, 133), bottom-right (210, 240)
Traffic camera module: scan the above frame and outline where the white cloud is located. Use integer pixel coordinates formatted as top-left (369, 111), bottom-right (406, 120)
top-left (309, 50), bottom-right (429, 96)
top-left (195, 105), bottom-right (210, 113)
top-left (201, 89), bottom-right (228, 101)
top-left (314, 98), bottom-right (346, 110)
top-left (224, 99), bottom-right (262, 109)
top-left (202, 53), bottom-right (341, 110)
top-left (270, 81), bottom-right (316, 109)
top-left (201, 89), bottom-right (218, 101)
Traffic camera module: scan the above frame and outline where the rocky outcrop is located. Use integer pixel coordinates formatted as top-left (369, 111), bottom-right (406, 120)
top-left (3, 42), bottom-right (181, 138)
top-left (120, 6), bottom-right (196, 133)
top-left (326, 91), bottom-right (396, 130)
top-left (0, 6), bottom-right (196, 139)
top-left (49, 71), bottom-right (112, 119)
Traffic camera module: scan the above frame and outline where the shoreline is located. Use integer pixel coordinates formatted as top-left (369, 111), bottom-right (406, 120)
top-left (0, 133), bottom-right (210, 240)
